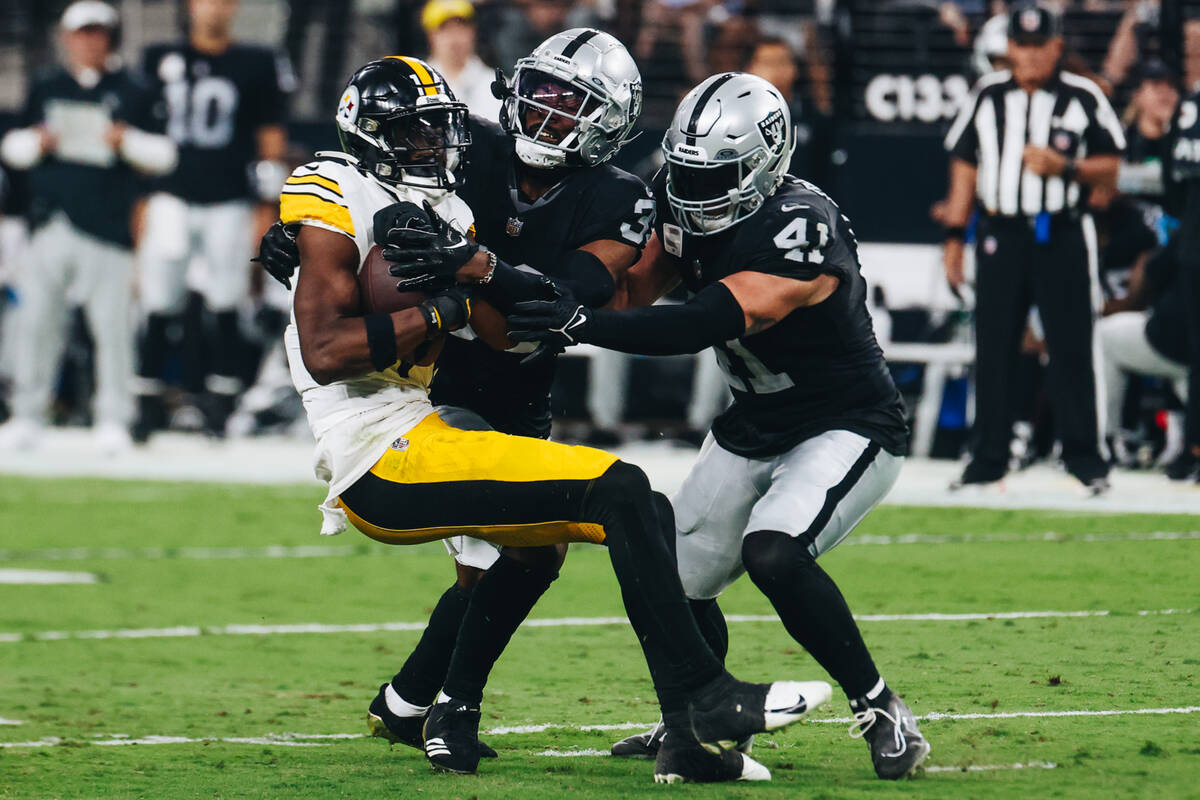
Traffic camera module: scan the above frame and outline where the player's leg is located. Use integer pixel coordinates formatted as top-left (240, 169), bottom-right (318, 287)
top-left (1032, 219), bottom-right (1107, 487)
top-left (0, 217), bottom-right (72, 448)
top-left (196, 200), bottom-right (255, 436)
top-left (612, 430), bottom-right (758, 760)
top-left (738, 430), bottom-right (928, 779)
top-left (338, 414), bottom-right (829, 777)
top-left (78, 235), bottom-right (136, 451)
top-left (133, 193), bottom-right (191, 442)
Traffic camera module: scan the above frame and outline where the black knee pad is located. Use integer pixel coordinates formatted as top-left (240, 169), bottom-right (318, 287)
top-left (586, 460), bottom-right (652, 516)
top-left (742, 530), bottom-right (814, 585)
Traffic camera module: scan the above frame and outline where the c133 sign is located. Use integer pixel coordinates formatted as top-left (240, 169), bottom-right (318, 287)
top-left (864, 73), bottom-right (970, 123)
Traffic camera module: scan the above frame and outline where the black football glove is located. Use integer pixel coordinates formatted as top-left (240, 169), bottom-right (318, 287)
top-left (381, 200), bottom-right (479, 292)
top-left (507, 287), bottom-right (593, 351)
top-left (419, 286), bottom-right (473, 336)
top-left (253, 220), bottom-right (301, 289)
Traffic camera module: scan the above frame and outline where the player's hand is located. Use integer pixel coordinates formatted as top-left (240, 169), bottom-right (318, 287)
top-left (252, 219), bottom-right (301, 290)
top-left (420, 286), bottom-right (473, 335)
top-left (105, 122), bottom-right (127, 150)
top-left (943, 239), bottom-right (965, 289)
top-left (1022, 145), bottom-right (1066, 177)
top-left (379, 200), bottom-right (478, 292)
top-left (507, 287), bottom-right (593, 350)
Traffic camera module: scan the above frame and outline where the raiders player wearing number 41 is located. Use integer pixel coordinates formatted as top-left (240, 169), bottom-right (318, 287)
top-left (508, 71), bottom-right (930, 780)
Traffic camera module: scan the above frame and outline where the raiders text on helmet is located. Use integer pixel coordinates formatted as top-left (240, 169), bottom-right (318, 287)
top-left (662, 72), bottom-right (796, 235)
top-left (497, 28), bottom-right (642, 169)
top-left (335, 56), bottom-right (470, 193)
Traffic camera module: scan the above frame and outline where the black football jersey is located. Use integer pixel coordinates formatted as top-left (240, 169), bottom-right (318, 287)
top-left (429, 119), bottom-right (654, 436)
top-left (16, 66), bottom-right (159, 247)
top-left (143, 43), bottom-right (293, 204)
top-left (652, 170), bottom-right (908, 457)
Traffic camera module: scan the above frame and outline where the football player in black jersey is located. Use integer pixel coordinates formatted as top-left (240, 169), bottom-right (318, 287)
top-left (134, 0), bottom-right (295, 442)
top-left (259, 30), bottom-right (746, 777)
top-left (508, 72), bottom-right (931, 780)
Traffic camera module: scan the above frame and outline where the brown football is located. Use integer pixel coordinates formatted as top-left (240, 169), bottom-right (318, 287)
top-left (358, 244), bottom-right (443, 366)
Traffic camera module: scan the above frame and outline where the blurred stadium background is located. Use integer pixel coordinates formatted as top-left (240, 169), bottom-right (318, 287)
top-left (0, 0), bottom-right (1197, 482)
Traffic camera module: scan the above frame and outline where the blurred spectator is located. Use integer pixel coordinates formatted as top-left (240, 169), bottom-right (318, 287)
top-left (1100, 0), bottom-right (1159, 91)
top-left (491, 0), bottom-right (597, 76)
top-left (1113, 59), bottom-right (1177, 205)
top-left (635, 0), bottom-right (712, 86)
top-left (134, 0), bottom-right (294, 442)
top-left (422, 0), bottom-right (503, 122)
top-left (972, 13), bottom-right (1011, 77)
top-left (0, 1), bottom-right (176, 453)
top-left (746, 35), bottom-right (832, 186)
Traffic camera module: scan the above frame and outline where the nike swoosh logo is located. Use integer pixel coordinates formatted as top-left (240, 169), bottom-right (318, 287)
top-left (566, 311), bottom-right (589, 330)
top-left (780, 203), bottom-right (810, 212)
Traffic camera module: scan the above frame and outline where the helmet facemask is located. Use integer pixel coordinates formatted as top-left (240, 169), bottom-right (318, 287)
top-left (505, 68), bottom-right (620, 169)
top-left (342, 101), bottom-right (471, 191)
top-left (665, 146), bottom-right (773, 236)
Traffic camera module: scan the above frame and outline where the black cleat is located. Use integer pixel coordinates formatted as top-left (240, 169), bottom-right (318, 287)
top-left (367, 685), bottom-right (496, 758)
top-left (689, 678), bottom-right (831, 753)
top-left (652, 729), bottom-right (770, 784)
top-left (1165, 451), bottom-right (1199, 482)
top-left (422, 700), bottom-right (484, 774)
top-left (849, 692), bottom-right (930, 779)
top-left (948, 459), bottom-right (1006, 490)
top-left (612, 718), bottom-right (754, 758)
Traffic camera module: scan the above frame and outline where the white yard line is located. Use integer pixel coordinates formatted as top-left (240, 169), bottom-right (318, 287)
top-left (925, 762), bottom-right (1058, 773)
top-left (2, 530), bottom-right (1196, 563)
top-left (0, 718), bottom-right (23, 725)
top-left (1, 607), bottom-right (1191, 645)
top-left (0, 570), bottom-right (98, 585)
top-left (3, 707), bottom-right (1196, 750)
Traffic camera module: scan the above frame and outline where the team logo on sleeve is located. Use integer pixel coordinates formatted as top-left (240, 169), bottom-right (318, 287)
top-left (757, 108), bottom-right (786, 153)
top-left (337, 85), bottom-right (360, 126)
top-left (505, 216), bottom-right (525, 237)
top-left (663, 222), bottom-right (684, 257)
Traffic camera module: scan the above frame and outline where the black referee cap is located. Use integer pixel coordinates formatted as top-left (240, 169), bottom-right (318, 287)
top-left (1008, 3), bottom-right (1062, 45)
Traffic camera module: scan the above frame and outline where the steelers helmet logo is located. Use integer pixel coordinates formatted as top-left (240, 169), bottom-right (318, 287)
top-left (1020, 8), bottom-right (1042, 33)
top-left (337, 85), bottom-right (361, 127)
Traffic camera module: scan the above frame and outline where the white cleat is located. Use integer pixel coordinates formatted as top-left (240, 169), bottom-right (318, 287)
top-left (763, 680), bottom-right (834, 731)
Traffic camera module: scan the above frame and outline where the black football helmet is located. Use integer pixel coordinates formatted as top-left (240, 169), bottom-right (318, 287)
top-left (335, 56), bottom-right (471, 191)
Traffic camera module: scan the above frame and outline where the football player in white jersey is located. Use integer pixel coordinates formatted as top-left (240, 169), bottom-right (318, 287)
top-left (280, 56), bottom-right (830, 782)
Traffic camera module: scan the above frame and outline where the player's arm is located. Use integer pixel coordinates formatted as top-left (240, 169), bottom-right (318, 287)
top-left (942, 156), bottom-right (977, 289)
top-left (292, 225), bottom-right (439, 385)
top-left (609, 232), bottom-right (682, 310)
top-left (507, 266), bottom-right (834, 356)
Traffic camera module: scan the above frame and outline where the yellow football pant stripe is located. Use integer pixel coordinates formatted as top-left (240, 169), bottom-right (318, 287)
top-left (339, 502), bottom-right (607, 547)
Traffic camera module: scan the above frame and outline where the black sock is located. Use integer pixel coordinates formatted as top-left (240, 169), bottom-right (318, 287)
top-left (742, 530), bottom-right (881, 699)
top-left (580, 463), bottom-right (725, 715)
top-left (392, 583), bottom-right (472, 706)
top-left (439, 552), bottom-right (558, 705)
top-left (689, 598), bottom-right (729, 663)
top-left (137, 312), bottom-right (172, 382)
top-left (209, 310), bottom-right (243, 390)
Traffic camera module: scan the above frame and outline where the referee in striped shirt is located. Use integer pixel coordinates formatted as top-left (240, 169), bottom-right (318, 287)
top-left (942, 2), bottom-right (1124, 493)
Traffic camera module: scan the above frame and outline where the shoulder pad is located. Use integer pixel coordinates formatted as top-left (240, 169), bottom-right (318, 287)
top-left (280, 154), bottom-right (357, 237)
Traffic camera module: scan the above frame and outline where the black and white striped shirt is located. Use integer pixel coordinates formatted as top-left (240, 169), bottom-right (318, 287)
top-left (944, 70), bottom-right (1125, 217)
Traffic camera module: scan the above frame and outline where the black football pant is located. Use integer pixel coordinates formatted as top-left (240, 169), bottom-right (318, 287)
top-left (971, 214), bottom-right (1107, 480)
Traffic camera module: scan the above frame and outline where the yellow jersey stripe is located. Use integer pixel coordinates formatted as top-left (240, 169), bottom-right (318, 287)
top-left (280, 193), bottom-right (355, 236)
top-left (389, 55), bottom-right (439, 96)
top-left (285, 174), bottom-right (343, 196)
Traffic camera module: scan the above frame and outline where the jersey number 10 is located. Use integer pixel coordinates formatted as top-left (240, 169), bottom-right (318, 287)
top-left (165, 76), bottom-right (239, 148)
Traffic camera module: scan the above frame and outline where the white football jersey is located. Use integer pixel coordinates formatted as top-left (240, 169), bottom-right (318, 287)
top-left (279, 150), bottom-right (475, 535)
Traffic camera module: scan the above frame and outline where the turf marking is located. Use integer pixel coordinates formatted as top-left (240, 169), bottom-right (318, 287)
top-left (0, 718), bottom-right (23, 725)
top-left (3, 708), bottom-right (1197, 750)
top-left (924, 762), bottom-right (1058, 772)
top-left (1, 530), bottom-right (1195, 562)
top-left (2, 608), bottom-right (1192, 644)
top-left (0, 569), bottom-right (98, 585)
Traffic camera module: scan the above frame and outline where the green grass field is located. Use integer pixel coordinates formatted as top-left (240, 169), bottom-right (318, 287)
top-left (1, 476), bottom-right (1197, 799)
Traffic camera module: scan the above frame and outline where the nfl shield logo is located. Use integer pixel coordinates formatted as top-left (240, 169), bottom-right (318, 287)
top-left (506, 217), bottom-right (524, 237)
top-left (1053, 132), bottom-right (1071, 151)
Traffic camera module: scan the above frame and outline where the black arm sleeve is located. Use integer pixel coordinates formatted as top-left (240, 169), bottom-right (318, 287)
top-left (579, 282), bottom-right (746, 356)
top-left (480, 249), bottom-right (615, 311)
